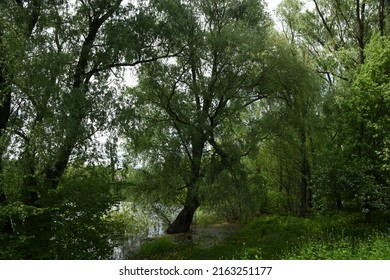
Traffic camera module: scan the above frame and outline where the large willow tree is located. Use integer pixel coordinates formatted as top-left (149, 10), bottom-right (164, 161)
top-left (121, 0), bottom-right (270, 233)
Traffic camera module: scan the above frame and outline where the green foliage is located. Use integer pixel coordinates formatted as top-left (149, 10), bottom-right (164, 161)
top-left (314, 35), bottom-right (390, 214)
top-left (46, 167), bottom-right (121, 259)
top-left (137, 213), bottom-right (390, 260)
top-left (275, 0), bottom-right (390, 216)
top-left (285, 231), bottom-right (390, 260)
top-left (250, 33), bottom-right (323, 215)
top-left (139, 236), bottom-right (175, 259)
top-left (283, 212), bottom-right (390, 260)
top-left (1, 0), bottom-right (194, 259)
top-left (120, 0), bottom-right (270, 231)
top-left (2, 0), bottom-right (389, 260)
top-left (266, 189), bottom-right (291, 214)
top-left (194, 208), bottom-right (223, 226)
top-left (0, 166), bottom-right (122, 259)
top-left (0, 203), bottom-right (53, 259)
top-left (277, 0), bottom-right (384, 82)
top-left (107, 201), bottom-right (151, 238)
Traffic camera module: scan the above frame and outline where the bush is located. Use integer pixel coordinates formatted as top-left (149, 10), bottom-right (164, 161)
top-left (46, 166), bottom-right (122, 259)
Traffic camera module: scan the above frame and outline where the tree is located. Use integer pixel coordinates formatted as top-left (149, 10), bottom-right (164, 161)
top-left (0, 0), bottom-right (43, 245)
top-left (121, 0), bottom-right (270, 233)
top-left (253, 33), bottom-right (323, 216)
top-left (0, 0), bottom-right (187, 259)
top-left (276, 0), bottom-right (390, 216)
top-left (278, 0), bottom-right (388, 87)
top-left (314, 34), bottom-right (390, 216)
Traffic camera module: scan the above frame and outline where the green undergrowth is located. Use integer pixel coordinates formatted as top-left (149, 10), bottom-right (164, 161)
top-left (284, 230), bottom-right (390, 259)
top-left (137, 212), bottom-right (390, 260)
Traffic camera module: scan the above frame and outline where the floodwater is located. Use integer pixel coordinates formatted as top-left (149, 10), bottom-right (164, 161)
top-left (113, 221), bottom-right (240, 259)
top-left (168, 223), bottom-right (241, 249)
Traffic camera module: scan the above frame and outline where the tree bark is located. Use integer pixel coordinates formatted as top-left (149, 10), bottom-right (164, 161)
top-left (166, 204), bottom-right (199, 234)
top-left (0, 190), bottom-right (13, 234)
top-left (0, 85), bottom-right (11, 136)
top-left (0, 26), bottom-right (11, 139)
top-left (166, 192), bottom-right (199, 234)
top-left (356, 0), bottom-right (366, 64)
top-left (299, 130), bottom-right (311, 216)
top-left (167, 135), bottom-right (204, 234)
top-left (0, 28), bottom-right (13, 235)
top-left (379, 0), bottom-right (385, 36)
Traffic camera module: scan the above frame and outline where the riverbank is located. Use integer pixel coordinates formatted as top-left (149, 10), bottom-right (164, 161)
top-left (136, 213), bottom-right (390, 260)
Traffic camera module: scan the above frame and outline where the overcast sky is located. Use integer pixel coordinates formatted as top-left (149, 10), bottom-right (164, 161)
top-left (265, 0), bottom-right (282, 14)
top-left (264, 0), bottom-right (283, 30)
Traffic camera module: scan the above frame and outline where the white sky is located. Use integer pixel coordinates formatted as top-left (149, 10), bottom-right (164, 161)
top-left (265, 0), bottom-right (282, 14)
top-left (264, 0), bottom-right (283, 30)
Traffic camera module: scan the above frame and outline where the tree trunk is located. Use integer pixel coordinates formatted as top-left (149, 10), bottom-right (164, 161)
top-left (336, 198), bottom-right (343, 210)
top-left (166, 203), bottom-right (199, 234)
top-left (299, 130), bottom-right (311, 216)
top-left (0, 91), bottom-right (10, 136)
top-left (0, 190), bottom-right (13, 234)
top-left (166, 130), bottom-right (204, 234)
top-left (356, 0), bottom-right (366, 64)
top-left (166, 189), bottom-right (200, 234)
top-left (0, 30), bottom-right (13, 236)
top-left (379, 0), bottom-right (385, 36)
top-left (0, 28), bottom-right (11, 141)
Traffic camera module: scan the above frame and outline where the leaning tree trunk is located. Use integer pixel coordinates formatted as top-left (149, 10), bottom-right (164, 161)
top-left (166, 188), bottom-right (200, 234)
top-left (166, 133), bottom-right (204, 234)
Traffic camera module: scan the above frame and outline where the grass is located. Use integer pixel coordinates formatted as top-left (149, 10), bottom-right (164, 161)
top-left (137, 212), bottom-right (390, 260)
top-left (284, 231), bottom-right (390, 259)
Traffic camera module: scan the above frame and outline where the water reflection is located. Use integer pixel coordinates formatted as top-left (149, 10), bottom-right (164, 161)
top-left (112, 203), bottom-right (175, 259)
top-left (112, 203), bottom-right (239, 259)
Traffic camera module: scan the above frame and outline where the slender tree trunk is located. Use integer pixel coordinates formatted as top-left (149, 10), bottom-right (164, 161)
top-left (0, 29), bottom-right (13, 235)
top-left (379, 0), bottom-right (385, 36)
top-left (299, 130), bottom-right (311, 216)
top-left (356, 0), bottom-right (366, 64)
top-left (0, 190), bottom-right (13, 234)
top-left (0, 89), bottom-right (11, 136)
top-left (336, 198), bottom-right (343, 210)
top-left (0, 27), bottom-right (11, 144)
top-left (167, 134), bottom-right (204, 234)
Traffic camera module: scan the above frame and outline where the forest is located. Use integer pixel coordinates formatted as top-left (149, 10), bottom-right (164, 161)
top-left (0, 0), bottom-right (389, 260)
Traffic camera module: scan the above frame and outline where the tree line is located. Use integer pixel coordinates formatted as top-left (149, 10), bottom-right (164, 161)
top-left (0, 0), bottom-right (389, 259)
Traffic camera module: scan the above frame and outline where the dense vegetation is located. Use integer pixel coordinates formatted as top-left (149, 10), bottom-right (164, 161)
top-left (0, 0), bottom-right (389, 259)
top-left (137, 213), bottom-right (390, 260)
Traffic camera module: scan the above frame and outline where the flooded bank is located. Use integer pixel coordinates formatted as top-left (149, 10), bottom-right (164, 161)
top-left (168, 223), bottom-right (241, 248)
top-left (113, 222), bottom-right (240, 259)
top-left (111, 202), bottom-right (241, 259)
